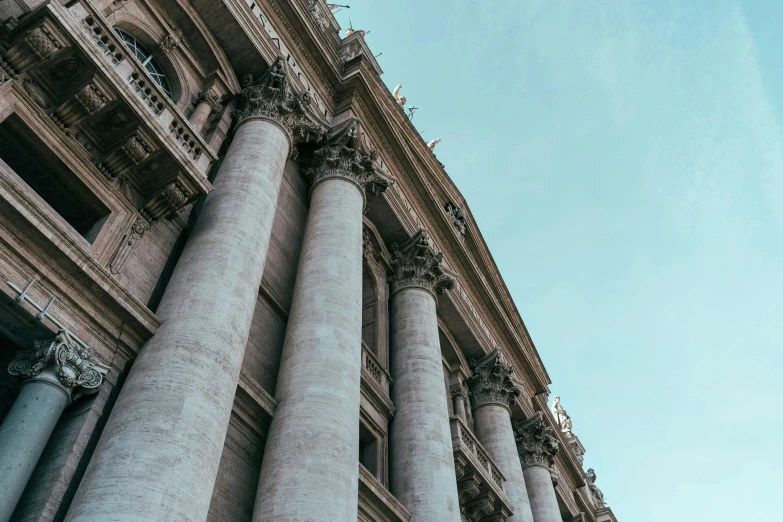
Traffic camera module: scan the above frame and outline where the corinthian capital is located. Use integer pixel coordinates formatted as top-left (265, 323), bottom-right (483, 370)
top-left (466, 347), bottom-right (521, 410)
top-left (235, 57), bottom-right (323, 142)
top-left (513, 412), bottom-right (559, 468)
top-left (8, 331), bottom-right (109, 400)
top-left (388, 229), bottom-right (456, 297)
top-left (305, 119), bottom-right (391, 198)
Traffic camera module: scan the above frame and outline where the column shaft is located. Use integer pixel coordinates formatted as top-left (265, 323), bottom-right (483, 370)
top-left (474, 405), bottom-right (534, 522)
top-left (522, 465), bottom-right (561, 522)
top-left (390, 287), bottom-right (460, 521)
top-left (65, 118), bottom-right (290, 522)
top-left (0, 372), bottom-right (69, 521)
top-left (188, 101), bottom-right (212, 132)
top-left (253, 177), bottom-right (364, 521)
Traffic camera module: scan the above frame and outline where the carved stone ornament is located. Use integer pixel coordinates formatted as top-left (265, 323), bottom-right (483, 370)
top-left (306, 0), bottom-right (331, 31)
top-left (513, 412), bottom-right (559, 468)
top-left (445, 201), bottom-right (467, 239)
top-left (23, 78), bottom-right (49, 109)
top-left (235, 57), bottom-right (322, 142)
top-left (466, 347), bottom-right (522, 410)
top-left (197, 90), bottom-right (222, 113)
top-left (339, 42), bottom-right (361, 63)
top-left (585, 468), bottom-right (607, 508)
top-left (305, 119), bottom-right (390, 198)
top-left (160, 29), bottom-right (183, 54)
top-left (8, 330), bottom-right (109, 400)
top-left (450, 383), bottom-right (469, 402)
top-left (388, 228), bottom-right (456, 297)
top-left (75, 83), bottom-right (108, 114)
top-left (109, 215), bottom-right (152, 274)
top-left (25, 27), bottom-right (60, 59)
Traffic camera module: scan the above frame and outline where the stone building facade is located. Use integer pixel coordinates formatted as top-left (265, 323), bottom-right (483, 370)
top-left (0, 1), bottom-right (621, 521)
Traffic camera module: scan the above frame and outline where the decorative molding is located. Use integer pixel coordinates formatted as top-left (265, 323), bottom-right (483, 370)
top-left (24, 26), bottom-right (60, 59)
top-left (513, 412), bottom-right (559, 468)
top-left (159, 29), bottom-right (183, 54)
top-left (305, 0), bottom-right (331, 31)
top-left (140, 181), bottom-right (190, 222)
top-left (8, 330), bottom-right (109, 400)
top-left (466, 347), bottom-right (521, 410)
top-left (75, 83), bottom-right (109, 114)
top-left (196, 90), bottom-right (223, 113)
top-left (305, 118), bottom-right (390, 198)
top-left (388, 229), bottom-right (456, 297)
top-left (108, 216), bottom-right (152, 274)
top-left (445, 201), bottom-right (467, 239)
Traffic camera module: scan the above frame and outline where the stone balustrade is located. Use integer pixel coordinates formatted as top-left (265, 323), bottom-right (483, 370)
top-left (361, 340), bottom-right (391, 394)
top-left (450, 416), bottom-right (513, 521)
top-left (69, 0), bottom-right (215, 175)
top-left (451, 416), bottom-right (506, 490)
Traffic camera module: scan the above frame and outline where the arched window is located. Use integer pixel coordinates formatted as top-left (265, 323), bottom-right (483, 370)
top-left (115, 28), bottom-right (173, 99)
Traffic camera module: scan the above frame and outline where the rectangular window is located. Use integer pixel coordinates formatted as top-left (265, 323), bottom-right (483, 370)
top-left (0, 115), bottom-right (109, 243)
top-left (359, 423), bottom-right (379, 477)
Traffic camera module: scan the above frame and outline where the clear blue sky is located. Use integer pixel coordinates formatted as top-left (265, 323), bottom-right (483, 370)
top-left (332, 1), bottom-right (783, 520)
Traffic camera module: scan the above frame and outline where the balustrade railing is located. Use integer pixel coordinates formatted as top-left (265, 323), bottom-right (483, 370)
top-left (450, 416), bottom-right (505, 490)
top-left (361, 340), bottom-right (391, 393)
top-left (65, 0), bottom-right (214, 174)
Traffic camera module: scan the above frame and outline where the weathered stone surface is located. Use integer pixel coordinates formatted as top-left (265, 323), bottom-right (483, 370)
top-left (64, 118), bottom-right (290, 522)
top-left (253, 175), bottom-right (365, 521)
top-left (473, 406), bottom-right (534, 522)
top-left (514, 413), bottom-right (561, 522)
top-left (389, 286), bottom-right (460, 520)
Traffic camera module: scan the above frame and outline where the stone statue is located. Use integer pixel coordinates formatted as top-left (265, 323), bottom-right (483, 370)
top-left (392, 84), bottom-right (406, 107)
top-left (585, 468), bottom-right (607, 508)
top-left (427, 138), bottom-right (441, 151)
top-left (552, 395), bottom-right (573, 435)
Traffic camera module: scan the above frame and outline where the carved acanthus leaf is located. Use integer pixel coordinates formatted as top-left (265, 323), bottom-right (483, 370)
top-left (235, 57), bottom-right (323, 143)
top-left (305, 119), bottom-right (391, 197)
top-left (513, 412), bottom-right (559, 468)
top-left (8, 331), bottom-right (109, 398)
top-left (467, 347), bottom-right (521, 409)
top-left (388, 229), bottom-right (456, 296)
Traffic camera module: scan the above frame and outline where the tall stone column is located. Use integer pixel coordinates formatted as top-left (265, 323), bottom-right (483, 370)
top-left (388, 230), bottom-right (461, 521)
top-left (188, 90), bottom-right (222, 132)
top-left (65, 59), bottom-right (320, 522)
top-left (252, 120), bottom-right (389, 521)
top-left (467, 348), bottom-right (535, 522)
top-left (0, 331), bottom-right (108, 521)
top-left (514, 413), bottom-right (561, 522)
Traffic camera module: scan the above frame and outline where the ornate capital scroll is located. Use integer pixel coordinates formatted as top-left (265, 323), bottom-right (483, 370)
top-left (235, 57), bottom-right (323, 147)
top-left (197, 90), bottom-right (222, 113)
top-left (388, 229), bottom-right (456, 297)
top-left (305, 119), bottom-right (391, 199)
top-left (513, 412), bottom-right (559, 468)
top-left (8, 331), bottom-right (109, 400)
top-left (467, 347), bottom-right (521, 410)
